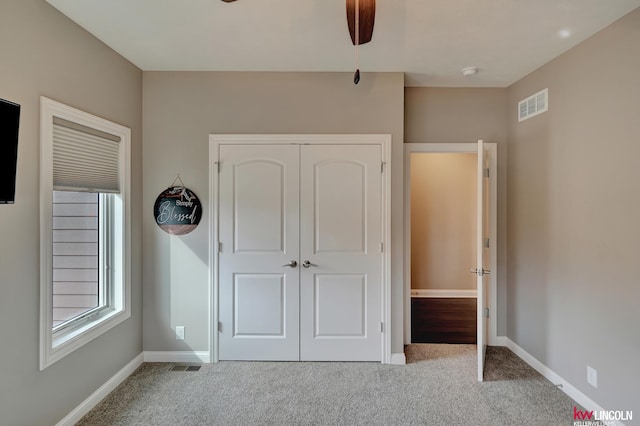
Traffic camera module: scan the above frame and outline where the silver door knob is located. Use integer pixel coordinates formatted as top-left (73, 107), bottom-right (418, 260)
top-left (282, 260), bottom-right (297, 268)
top-left (302, 260), bottom-right (317, 268)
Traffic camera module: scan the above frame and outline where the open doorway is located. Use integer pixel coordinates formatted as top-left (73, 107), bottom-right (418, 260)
top-left (403, 143), bottom-right (497, 350)
top-left (409, 152), bottom-right (477, 343)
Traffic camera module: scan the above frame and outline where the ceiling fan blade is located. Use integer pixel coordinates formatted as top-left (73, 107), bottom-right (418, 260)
top-left (346, 0), bottom-right (375, 45)
top-left (221, 0), bottom-right (237, 2)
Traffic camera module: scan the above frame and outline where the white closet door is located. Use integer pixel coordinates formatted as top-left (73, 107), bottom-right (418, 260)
top-left (299, 145), bottom-right (383, 361)
top-left (218, 145), bottom-right (300, 361)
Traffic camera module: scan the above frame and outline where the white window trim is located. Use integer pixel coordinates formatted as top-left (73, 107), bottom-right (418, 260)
top-left (39, 97), bottom-right (131, 370)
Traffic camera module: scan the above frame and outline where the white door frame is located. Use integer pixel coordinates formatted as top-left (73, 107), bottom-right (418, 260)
top-left (403, 143), bottom-right (498, 346)
top-left (209, 134), bottom-right (392, 363)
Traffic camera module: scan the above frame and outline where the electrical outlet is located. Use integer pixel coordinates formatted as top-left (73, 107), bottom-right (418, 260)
top-left (587, 366), bottom-right (597, 388)
top-left (175, 326), bottom-right (185, 340)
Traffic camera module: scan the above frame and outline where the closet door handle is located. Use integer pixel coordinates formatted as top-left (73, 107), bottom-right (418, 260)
top-left (302, 260), bottom-right (317, 268)
top-left (282, 260), bottom-right (298, 268)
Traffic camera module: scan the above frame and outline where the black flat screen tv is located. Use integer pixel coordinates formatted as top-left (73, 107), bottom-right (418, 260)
top-left (0, 98), bottom-right (20, 204)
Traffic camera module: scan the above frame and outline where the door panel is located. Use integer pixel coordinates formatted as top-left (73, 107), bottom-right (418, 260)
top-left (300, 145), bottom-right (382, 361)
top-left (314, 274), bottom-right (367, 337)
top-left (477, 140), bottom-right (490, 381)
top-left (313, 160), bottom-right (367, 253)
top-left (233, 274), bottom-right (285, 336)
top-left (219, 145), bottom-right (300, 361)
top-left (234, 160), bottom-right (287, 253)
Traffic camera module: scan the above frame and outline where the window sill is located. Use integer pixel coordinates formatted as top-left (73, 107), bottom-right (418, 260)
top-left (41, 308), bottom-right (130, 370)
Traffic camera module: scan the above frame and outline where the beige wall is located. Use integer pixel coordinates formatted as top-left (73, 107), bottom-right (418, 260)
top-left (507, 8), bottom-right (640, 418)
top-left (405, 88), bottom-right (508, 144)
top-left (0, 1), bottom-right (142, 424)
top-left (142, 72), bottom-right (406, 353)
top-left (411, 153), bottom-right (477, 290)
top-left (404, 87), bottom-right (508, 334)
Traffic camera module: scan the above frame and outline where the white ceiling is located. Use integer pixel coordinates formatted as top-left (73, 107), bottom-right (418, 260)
top-left (47, 0), bottom-right (640, 87)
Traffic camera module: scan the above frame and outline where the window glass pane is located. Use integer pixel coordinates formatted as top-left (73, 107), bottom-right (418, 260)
top-left (52, 191), bottom-right (100, 328)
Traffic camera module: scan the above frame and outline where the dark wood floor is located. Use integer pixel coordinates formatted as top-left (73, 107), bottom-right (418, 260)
top-left (411, 297), bottom-right (477, 344)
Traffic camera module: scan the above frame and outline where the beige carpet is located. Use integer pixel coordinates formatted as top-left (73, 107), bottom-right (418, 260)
top-left (78, 345), bottom-right (581, 425)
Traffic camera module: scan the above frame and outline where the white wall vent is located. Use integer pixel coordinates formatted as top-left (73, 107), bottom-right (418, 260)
top-left (518, 88), bottom-right (548, 122)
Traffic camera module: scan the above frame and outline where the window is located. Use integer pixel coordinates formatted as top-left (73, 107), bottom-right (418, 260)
top-left (40, 97), bottom-right (130, 370)
top-left (52, 191), bottom-right (100, 329)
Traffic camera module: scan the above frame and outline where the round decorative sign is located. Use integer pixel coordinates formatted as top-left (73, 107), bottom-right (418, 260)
top-left (154, 186), bottom-right (202, 235)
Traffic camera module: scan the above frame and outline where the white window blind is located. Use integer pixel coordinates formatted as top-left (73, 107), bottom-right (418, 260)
top-left (53, 118), bottom-right (121, 193)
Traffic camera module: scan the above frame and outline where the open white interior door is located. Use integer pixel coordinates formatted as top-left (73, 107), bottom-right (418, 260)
top-left (476, 139), bottom-right (490, 381)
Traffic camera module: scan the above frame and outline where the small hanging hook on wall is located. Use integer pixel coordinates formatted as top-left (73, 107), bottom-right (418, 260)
top-left (170, 174), bottom-right (186, 188)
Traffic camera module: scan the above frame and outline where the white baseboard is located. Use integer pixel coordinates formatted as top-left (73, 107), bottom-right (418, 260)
top-left (504, 338), bottom-right (626, 426)
top-left (143, 351), bottom-right (210, 363)
top-left (410, 289), bottom-right (477, 298)
top-left (56, 353), bottom-right (144, 426)
top-left (390, 352), bottom-right (406, 365)
top-left (492, 335), bottom-right (508, 347)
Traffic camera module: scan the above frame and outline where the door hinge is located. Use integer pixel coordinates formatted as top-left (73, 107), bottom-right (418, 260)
top-left (484, 308), bottom-right (490, 318)
top-left (218, 321), bottom-right (222, 332)
top-left (484, 238), bottom-right (490, 248)
top-left (215, 162), bottom-right (221, 173)
top-left (483, 168), bottom-right (490, 178)
top-left (218, 242), bottom-right (222, 253)
top-left (380, 322), bottom-right (384, 332)
top-left (381, 162), bottom-right (385, 173)
top-left (380, 242), bottom-right (384, 253)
